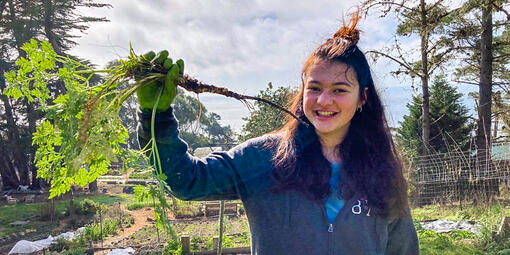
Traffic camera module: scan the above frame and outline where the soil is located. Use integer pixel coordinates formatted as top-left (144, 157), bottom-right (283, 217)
top-left (94, 206), bottom-right (163, 255)
top-left (1, 182), bottom-right (250, 255)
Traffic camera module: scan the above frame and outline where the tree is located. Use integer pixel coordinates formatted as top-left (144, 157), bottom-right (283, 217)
top-left (363, 0), bottom-right (459, 155)
top-left (450, 0), bottom-right (510, 162)
top-left (396, 76), bottom-right (474, 158)
top-left (239, 82), bottom-right (294, 142)
top-left (173, 89), bottom-right (236, 152)
top-left (492, 91), bottom-right (510, 141)
top-left (0, 0), bottom-right (110, 190)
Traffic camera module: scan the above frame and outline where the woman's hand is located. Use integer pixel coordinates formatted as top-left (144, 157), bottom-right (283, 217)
top-left (136, 50), bottom-right (184, 112)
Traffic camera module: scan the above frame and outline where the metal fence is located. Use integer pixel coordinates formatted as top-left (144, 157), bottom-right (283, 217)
top-left (407, 143), bottom-right (510, 206)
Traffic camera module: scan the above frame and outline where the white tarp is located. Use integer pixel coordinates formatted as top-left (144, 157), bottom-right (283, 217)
top-left (8, 227), bottom-right (86, 254)
top-left (55, 227), bottom-right (86, 241)
top-left (8, 236), bottom-right (53, 254)
top-left (421, 220), bottom-right (481, 234)
top-left (107, 247), bottom-right (136, 255)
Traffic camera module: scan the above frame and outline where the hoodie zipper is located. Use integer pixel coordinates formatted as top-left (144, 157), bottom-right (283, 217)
top-left (321, 204), bottom-right (334, 255)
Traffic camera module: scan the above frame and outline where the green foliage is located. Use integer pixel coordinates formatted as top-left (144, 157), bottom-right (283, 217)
top-left (84, 219), bottom-right (119, 241)
top-left (239, 82), bottom-right (293, 142)
top-left (417, 229), bottom-right (484, 254)
top-left (173, 199), bottom-right (202, 217)
top-left (49, 235), bottom-right (87, 254)
top-left (207, 235), bottom-right (235, 250)
top-left (133, 185), bottom-right (153, 202)
top-left (231, 232), bottom-right (251, 247)
top-left (163, 239), bottom-right (183, 255)
top-left (396, 75), bottom-right (473, 157)
top-left (127, 200), bottom-right (160, 210)
top-left (121, 148), bottom-right (152, 173)
top-left (4, 39), bottom-right (180, 241)
top-left (4, 39), bottom-right (56, 104)
top-left (63, 247), bottom-right (87, 255)
top-left (75, 198), bottom-right (99, 215)
top-left (173, 90), bottom-right (236, 151)
top-left (128, 171), bottom-right (153, 179)
top-left (412, 204), bottom-right (510, 254)
top-left (4, 39), bottom-right (132, 198)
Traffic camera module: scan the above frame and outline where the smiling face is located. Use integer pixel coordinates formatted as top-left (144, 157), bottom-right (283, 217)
top-left (303, 60), bottom-right (365, 145)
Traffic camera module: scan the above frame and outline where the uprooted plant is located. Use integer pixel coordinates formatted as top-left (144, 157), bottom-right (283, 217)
top-left (3, 39), bottom-right (300, 240)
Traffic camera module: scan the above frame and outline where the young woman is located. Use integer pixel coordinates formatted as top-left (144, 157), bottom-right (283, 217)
top-left (137, 13), bottom-right (418, 255)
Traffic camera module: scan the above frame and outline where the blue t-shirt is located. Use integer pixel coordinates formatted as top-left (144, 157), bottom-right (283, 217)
top-left (325, 162), bottom-right (345, 223)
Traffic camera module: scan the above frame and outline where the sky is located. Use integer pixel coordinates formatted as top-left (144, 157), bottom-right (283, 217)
top-left (69, 0), bottom-right (477, 132)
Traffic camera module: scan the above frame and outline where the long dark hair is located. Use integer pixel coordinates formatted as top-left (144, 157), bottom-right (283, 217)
top-left (268, 12), bottom-right (409, 218)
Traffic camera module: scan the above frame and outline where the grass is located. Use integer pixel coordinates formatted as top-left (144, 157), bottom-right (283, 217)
top-left (0, 194), bottom-right (127, 238)
top-left (128, 171), bottom-right (153, 179)
top-left (126, 197), bottom-right (203, 217)
top-left (127, 200), bottom-right (160, 210)
top-left (3, 191), bottom-right (508, 254)
top-left (412, 203), bottom-right (510, 255)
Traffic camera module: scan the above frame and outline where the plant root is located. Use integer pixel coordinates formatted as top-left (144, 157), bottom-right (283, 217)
top-left (179, 75), bottom-right (307, 126)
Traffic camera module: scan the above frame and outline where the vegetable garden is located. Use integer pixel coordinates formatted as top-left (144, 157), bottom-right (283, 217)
top-left (1, 1), bottom-right (510, 254)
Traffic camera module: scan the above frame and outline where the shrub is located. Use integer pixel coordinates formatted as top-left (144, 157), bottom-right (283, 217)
top-left (39, 201), bottom-right (55, 220)
top-left (63, 247), bottom-right (86, 255)
top-left (49, 234), bottom-right (87, 254)
top-left (84, 219), bottom-right (119, 242)
top-left (163, 239), bottom-right (183, 255)
top-left (49, 238), bottom-right (73, 252)
top-left (206, 235), bottom-right (235, 250)
top-left (76, 199), bottom-right (98, 216)
top-left (190, 236), bottom-right (204, 251)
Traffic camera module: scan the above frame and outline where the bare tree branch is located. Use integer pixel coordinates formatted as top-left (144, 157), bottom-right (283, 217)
top-left (366, 49), bottom-right (422, 78)
top-left (492, 2), bottom-right (510, 21)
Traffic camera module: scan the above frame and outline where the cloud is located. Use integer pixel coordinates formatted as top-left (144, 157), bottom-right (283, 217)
top-left (70, 0), bottom-right (422, 132)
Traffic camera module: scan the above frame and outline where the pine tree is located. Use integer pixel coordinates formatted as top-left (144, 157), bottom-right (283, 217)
top-left (396, 76), bottom-right (474, 158)
top-left (362, 0), bottom-right (459, 155)
top-left (428, 76), bottom-right (473, 153)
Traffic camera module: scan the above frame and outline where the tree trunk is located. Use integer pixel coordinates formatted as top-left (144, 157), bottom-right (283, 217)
top-left (0, 1), bottom-right (7, 21)
top-left (89, 180), bottom-right (98, 192)
top-left (478, 1), bottom-right (493, 166)
top-left (0, 61), bottom-right (24, 188)
top-left (420, 0), bottom-right (431, 155)
top-left (476, 0), bottom-right (495, 201)
top-left (0, 154), bottom-right (20, 190)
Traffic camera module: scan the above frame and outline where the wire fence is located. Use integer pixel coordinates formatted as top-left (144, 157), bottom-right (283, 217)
top-left (406, 142), bottom-right (510, 206)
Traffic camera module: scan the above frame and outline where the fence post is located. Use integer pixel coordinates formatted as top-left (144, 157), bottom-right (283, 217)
top-left (181, 236), bottom-right (190, 255)
top-left (212, 237), bottom-right (219, 251)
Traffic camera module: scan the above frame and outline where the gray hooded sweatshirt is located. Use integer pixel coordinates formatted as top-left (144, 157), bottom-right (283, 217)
top-left (138, 108), bottom-right (419, 255)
